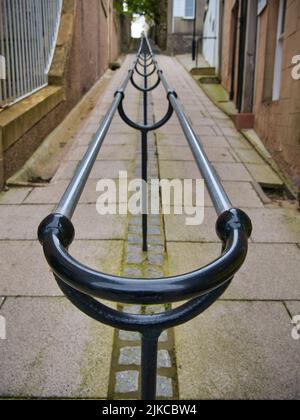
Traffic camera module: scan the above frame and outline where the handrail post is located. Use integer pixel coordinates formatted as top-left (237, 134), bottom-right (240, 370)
top-left (142, 48), bottom-right (148, 252)
top-left (141, 330), bottom-right (161, 400)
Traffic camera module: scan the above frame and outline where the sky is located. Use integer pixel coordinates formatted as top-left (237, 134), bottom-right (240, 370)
top-left (131, 14), bottom-right (147, 38)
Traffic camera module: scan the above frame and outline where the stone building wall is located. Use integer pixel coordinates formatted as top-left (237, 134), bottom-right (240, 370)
top-left (0, 0), bottom-right (129, 187)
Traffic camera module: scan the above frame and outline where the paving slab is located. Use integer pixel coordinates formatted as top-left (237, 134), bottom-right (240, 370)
top-left (0, 240), bottom-right (123, 296)
top-left (67, 145), bottom-right (136, 161)
top-left (0, 297), bottom-right (114, 398)
top-left (25, 179), bottom-right (131, 205)
top-left (0, 188), bottom-right (32, 205)
top-left (0, 205), bottom-right (52, 240)
top-left (54, 160), bottom-right (134, 180)
top-left (164, 207), bottom-right (218, 242)
top-left (285, 302), bottom-right (300, 318)
top-left (175, 301), bottom-right (300, 399)
top-left (167, 242), bottom-right (300, 300)
top-left (235, 148), bottom-right (266, 165)
top-left (161, 181), bottom-right (262, 209)
top-left (226, 135), bottom-right (252, 150)
top-left (246, 208), bottom-right (300, 243)
top-left (157, 145), bottom-right (235, 163)
top-left (246, 163), bottom-right (283, 187)
top-left (77, 133), bottom-right (137, 147)
top-left (72, 205), bottom-right (126, 240)
top-left (160, 161), bottom-right (202, 180)
top-left (197, 135), bottom-right (231, 149)
top-left (213, 163), bottom-right (252, 182)
top-left (221, 181), bottom-right (263, 209)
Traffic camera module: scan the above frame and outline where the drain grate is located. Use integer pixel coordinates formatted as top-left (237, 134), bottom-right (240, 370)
top-left (260, 183), bottom-right (296, 203)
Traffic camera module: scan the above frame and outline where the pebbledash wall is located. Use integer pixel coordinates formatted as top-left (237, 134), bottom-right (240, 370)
top-left (220, 0), bottom-right (300, 191)
top-left (0, 0), bottom-right (129, 188)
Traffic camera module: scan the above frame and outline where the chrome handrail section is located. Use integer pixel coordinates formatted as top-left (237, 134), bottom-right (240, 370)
top-left (38, 35), bottom-right (252, 400)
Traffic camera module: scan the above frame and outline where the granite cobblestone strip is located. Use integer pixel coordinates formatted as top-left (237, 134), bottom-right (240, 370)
top-left (108, 92), bottom-right (179, 400)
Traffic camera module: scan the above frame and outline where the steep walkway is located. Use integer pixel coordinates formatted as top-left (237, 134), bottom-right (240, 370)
top-left (0, 54), bottom-right (299, 399)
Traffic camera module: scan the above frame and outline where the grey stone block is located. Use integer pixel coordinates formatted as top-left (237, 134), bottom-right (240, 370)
top-left (115, 371), bottom-right (139, 394)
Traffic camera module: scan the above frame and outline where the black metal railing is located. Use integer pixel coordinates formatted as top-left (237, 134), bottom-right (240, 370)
top-left (38, 36), bottom-right (252, 400)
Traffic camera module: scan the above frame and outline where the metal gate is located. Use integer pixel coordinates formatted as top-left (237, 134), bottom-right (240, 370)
top-left (0, 0), bottom-right (62, 108)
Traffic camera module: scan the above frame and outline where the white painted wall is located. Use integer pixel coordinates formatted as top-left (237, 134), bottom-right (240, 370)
top-left (202, 0), bottom-right (220, 71)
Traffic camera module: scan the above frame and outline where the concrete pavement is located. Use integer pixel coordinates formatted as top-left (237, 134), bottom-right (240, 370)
top-left (0, 53), bottom-right (300, 399)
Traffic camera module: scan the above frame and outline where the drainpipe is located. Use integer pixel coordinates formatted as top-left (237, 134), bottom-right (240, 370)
top-left (230, 0), bottom-right (239, 101)
top-left (237, 0), bottom-right (248, 112)
top-left (192, 0), bottom-right (198, 61)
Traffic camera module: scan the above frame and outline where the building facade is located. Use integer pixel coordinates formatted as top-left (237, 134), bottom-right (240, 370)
top-left (204, 0), bottom-right (300, 192)
top-left (202, 0), bottom-right (224, 74)
top-left (0, 0), bottom-right (129, 188)
top-left (167, 0), bottom-right (206, 55)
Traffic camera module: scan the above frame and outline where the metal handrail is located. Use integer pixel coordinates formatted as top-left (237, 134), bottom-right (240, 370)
top-left (38, 35), bottom-right (252, 400)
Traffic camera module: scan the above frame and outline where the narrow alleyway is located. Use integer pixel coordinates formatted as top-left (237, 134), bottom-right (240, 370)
top-left (0, 53), bottom-right (300, 399)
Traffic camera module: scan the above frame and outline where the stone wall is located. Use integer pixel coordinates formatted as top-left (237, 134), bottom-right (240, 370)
top-left (0, 0), bottom-right (129, 187)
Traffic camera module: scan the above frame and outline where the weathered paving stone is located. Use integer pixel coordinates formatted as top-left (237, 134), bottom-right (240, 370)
top-left (167, 242), bottom-right (300, 300)
top-left (246, 208), bottom-right (300, 244)
top-left (129, 217), bottom-right (142, 226)
top-left (235, 148), bottom-right (265, 165)
top-left (147, 254), bottom-right (164, 266)
top-left (145, 305), bottom-right (166, 314)
top-left (115, 371), bottom-right (139, 394)
top-left (148, 244), bottom-right (165, 254)
top-left (72, 205), bottom-right (126, 240)
top-left (148, 236), bottom-right (164, 246)
top-left (245, 163), bottom-right (283, 187)
top-left (0, 188), bottom-right (32, 205)
top-left (0, 297), bottom-right (114, 398)
top-left (148, 216), bottom-right (161, 226)
top-left (175, 302), bottom-right (300, 399)
top-left (159, 331), bottom-right (168, 343)
top-left (25, 179), bottom-right (130, 205)
top-left (67, 145), bottom-right (136, 161)
top-left (213, 163), bottom-right (252, 182)
top-left (128, 235), bottom-right (143, 244)
top-left (164, 207), bottom-right (218, 242)
top-left (148, 226), bottom-right (161, 235)
top-left (119, 347), bottom-right (172, 368)
top-left (285, 302), bottom-right (300, 318)
top-left (123, 268), bottom-right (142, 278)
top-left (126, 253), bottom-right (145, 264)
top-left (119, 347), bottom-right (141, 366)
top-left (145, 267), bottom-right (164, 279)
top-left (122, 305), bottom-right (142, 314)
top-left (226, 135), bottom-right (252, 149)
top-left (160, 161), bottom-right (200, 180)
top-left (119, 331), bottom-right (141, 342)
top-left (128, 225), bottom-right (142, 234)
top-left (157, 376), bottom-right (173, 398)
top-left (0, 205), bottom-right (53, 240)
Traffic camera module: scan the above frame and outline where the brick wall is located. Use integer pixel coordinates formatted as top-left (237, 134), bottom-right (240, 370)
top-left (253, 0), bottom-right (300, 189)
top-left (220, 0), bottom-right (300, 190)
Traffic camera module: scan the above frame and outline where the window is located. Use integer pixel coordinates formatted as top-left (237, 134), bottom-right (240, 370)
top-left (272, 0), bottom-right (286, 101)
top-left (184, 0), bottom-right (195, 19)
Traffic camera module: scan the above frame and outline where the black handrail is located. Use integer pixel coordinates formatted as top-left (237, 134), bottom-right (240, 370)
top-left (38, 36), bottom-right (252, 400)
